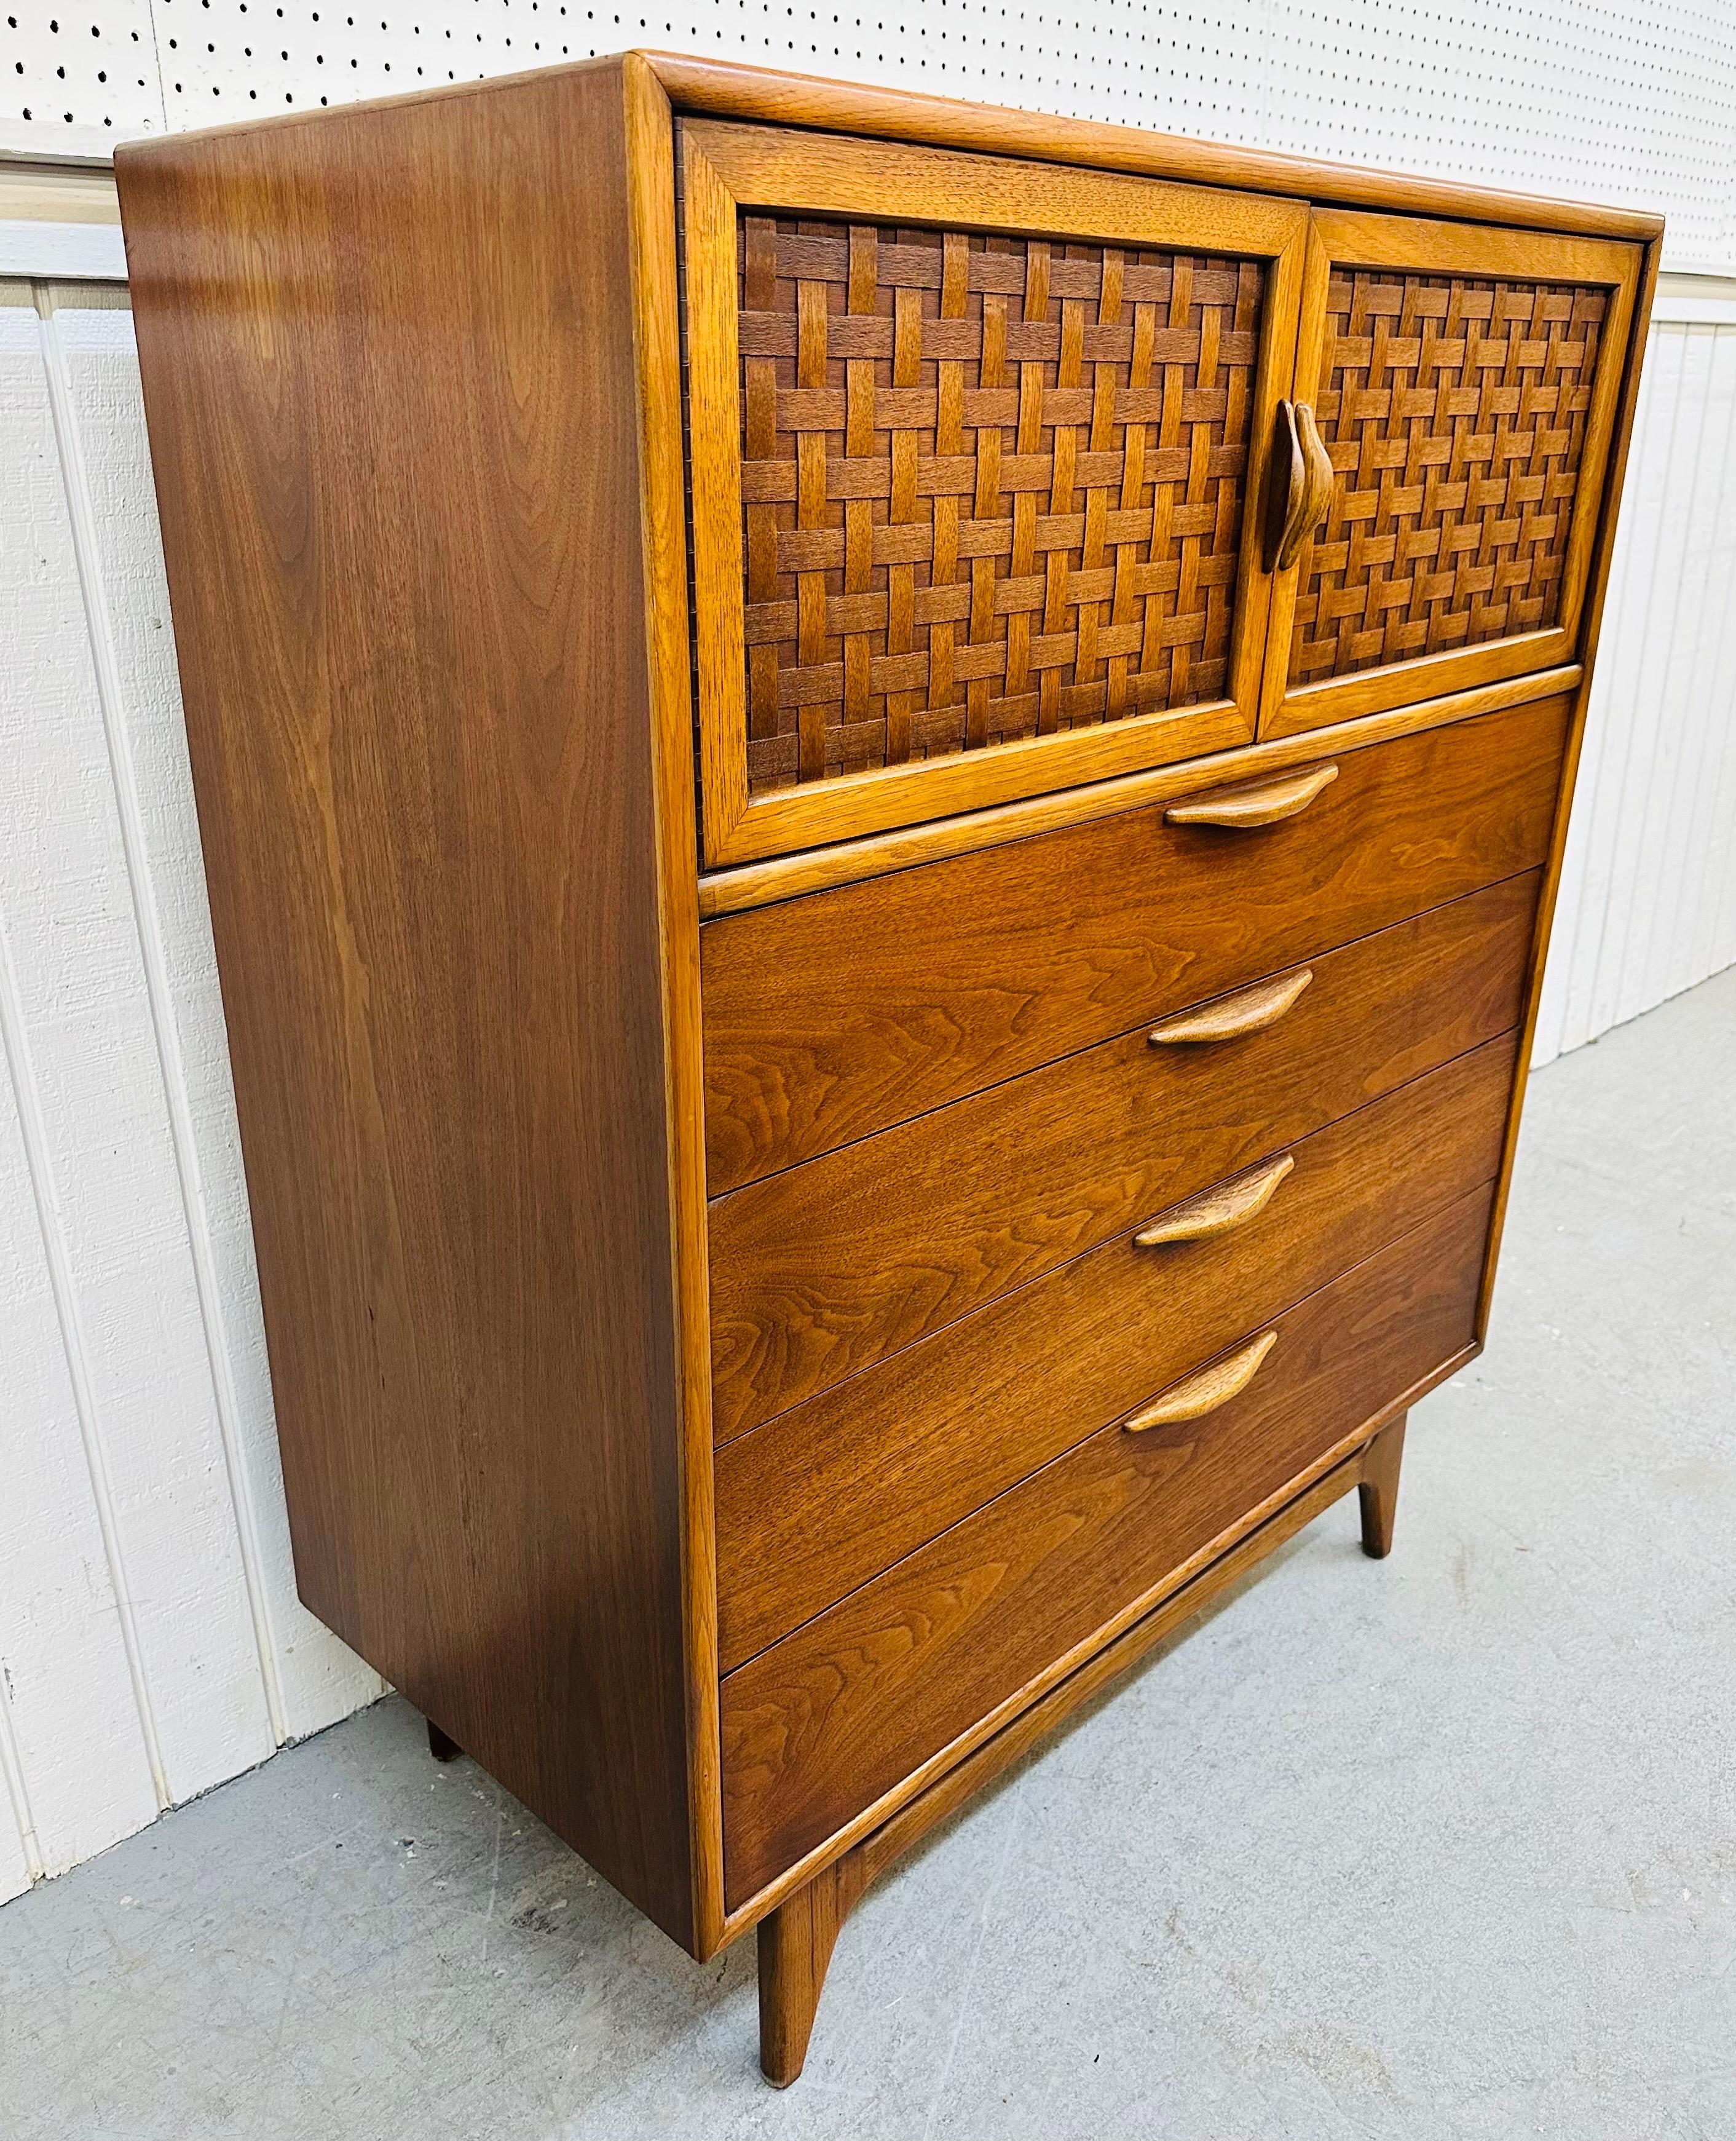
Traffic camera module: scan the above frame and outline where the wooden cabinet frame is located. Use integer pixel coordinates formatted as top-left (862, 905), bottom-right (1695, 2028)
top-left (684, 119), bottom-right (1309, 864)
top-left (113, 49), bottom-right (1663, 2078)
top-left (1260, 211), bottom-right (1641, 740)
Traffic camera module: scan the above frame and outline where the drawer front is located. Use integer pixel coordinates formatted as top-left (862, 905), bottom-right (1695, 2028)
top-left (1261, 213), bottom-right (1641, 739)
top-left (683, 121), bottom-right (1311, 865)
top-left (720, 1182), bottom-right (1493, 1907)
top-left (716, 1031), bottom-right (1516, 1672)
top-left (709, 870), bottom-right (1536, 1440)
top-left (702, 692), bottom-right (1568, 1192)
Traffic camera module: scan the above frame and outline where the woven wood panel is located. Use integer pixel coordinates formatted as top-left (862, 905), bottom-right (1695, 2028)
top-left (1289, 272), bottom-right (1608, 686)
top-left (736, 218), bottom-right (1266, 794)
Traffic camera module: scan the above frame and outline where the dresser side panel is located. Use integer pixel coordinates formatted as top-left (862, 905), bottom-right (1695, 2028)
top-left (116, 64), bottom-right (700, 1947)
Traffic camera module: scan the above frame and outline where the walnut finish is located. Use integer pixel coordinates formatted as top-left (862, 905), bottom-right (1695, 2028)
top-left (709, 872), bottom-right (1537, 1438)
top-left (1288, 274), bottom-right (1608, 686)
top-left (1261, 213), bottom-right (1639, 740)
top-left (1359, 1413), bottom-right (1408, 1559)
top-left (721, 1186), bottom-right (1493, 1904)
top-left (116, 57), bottom-right (711, 1952)
top-left (684, 119), bottom-right (1308, 860)
top-left (116, 50), bottom-right (1657, 2089)
top-left (735, 220), bottom-right (1266, 788)
top-left (714, 1034), bottom-right (1516, 1672)
top-left (702, 691), bottom-right (1568, 1190)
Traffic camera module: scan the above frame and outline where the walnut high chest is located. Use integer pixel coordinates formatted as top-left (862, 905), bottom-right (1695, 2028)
top-left (116, 54), bottom-right (1659, 2086)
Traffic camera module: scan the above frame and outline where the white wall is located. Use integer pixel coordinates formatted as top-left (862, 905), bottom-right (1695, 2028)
top-left (1533, 312), bottom-right (1736, 1064)
top-left (8, 1), bottom-right (1736, 275)
top-left (0, 274), bottom-right (383, 1902)
top-left (2, 4), bottom-right (1736, 1890)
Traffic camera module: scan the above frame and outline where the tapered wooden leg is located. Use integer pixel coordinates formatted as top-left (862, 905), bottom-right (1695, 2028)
top-left (427, 1718), bottom-right (460, 1762)
top-left (757, 1860), bottom-right (853, 2087)
top-left (1359, 1414), bottom-right (1407, 1559)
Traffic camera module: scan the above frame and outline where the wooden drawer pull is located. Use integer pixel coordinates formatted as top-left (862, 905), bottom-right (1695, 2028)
top-left (1124, 1330), bottom-right (1277, 1432)
top-left (1164, 762), bottom-right (1339, 828)
top-left (1134, 1152), bottom-right (1294, 1248)
top-left (1148, 968), bottom-right (1312, 1047)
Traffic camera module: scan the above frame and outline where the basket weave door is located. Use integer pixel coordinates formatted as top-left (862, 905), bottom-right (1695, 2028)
top-left (1260, 212), bottom-right (1642, 740)
top-left (682, 120), bottom-right (1308, 865)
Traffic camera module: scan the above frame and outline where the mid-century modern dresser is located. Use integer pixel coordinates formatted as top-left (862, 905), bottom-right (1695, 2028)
top-left (116, 53), bottom-right (1659, 2085)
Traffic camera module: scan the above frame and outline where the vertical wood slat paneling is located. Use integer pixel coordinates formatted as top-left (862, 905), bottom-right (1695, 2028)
top-left (1533, 320), bottom-right (1736, 1066)
top-left (0, 279), bottom-right (381, 1892)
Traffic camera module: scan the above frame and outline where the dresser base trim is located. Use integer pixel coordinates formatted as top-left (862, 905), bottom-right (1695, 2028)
top-left (752, 1404), bottom-right (1418, 2081)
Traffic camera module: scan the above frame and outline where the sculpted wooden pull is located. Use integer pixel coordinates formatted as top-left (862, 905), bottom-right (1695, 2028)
top-left (1165, 762), bottom-right (1339, 828)
top-left (1124, 1331), bottom-right (1278, 1432)
top-left (1147, 968), bottom-right (1312, 1047)
top-left (1134, 1153), bottom-right (1295, 1248)
top-left (1270, 398), bottom-right (1335, 571)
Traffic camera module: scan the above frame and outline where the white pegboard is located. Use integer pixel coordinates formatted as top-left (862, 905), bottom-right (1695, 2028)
top-left (4, 3), bottom-right (1736, 250)
top-left (5, 0), bottom-right (164, 137)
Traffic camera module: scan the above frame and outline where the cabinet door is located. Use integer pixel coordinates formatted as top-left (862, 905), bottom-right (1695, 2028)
top-left (682, 121), bottom-right (1308, 865)
top-left (1260, 213), bottom-right (1641, 739)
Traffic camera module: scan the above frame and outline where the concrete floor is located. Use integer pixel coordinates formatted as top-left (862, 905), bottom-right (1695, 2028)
top-left (4, 968), bottom-right (1734, 2141)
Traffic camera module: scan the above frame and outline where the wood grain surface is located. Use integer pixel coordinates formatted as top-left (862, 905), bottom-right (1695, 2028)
top-left (647, 52), bottom-right (1665, 243)
top-left (1260, 215), bottom-right (1641, 741)
top-left (715, 1032), bottom-right (1515, 1670)
top-left (701, 694), bottom-right (1568, 1190)
top-left (720, 1182), bottom-right (1493, 1904)
top-left (681, 117), bottom-right (1308, 863)
top-left (623, 53), bottom-right (728, 1956)
top-left (709, 871), bottom-right (1537, 1439)
top-left (117, 57), bottom-right (709, 1950)
top-left (696, 667), bottom-right (1579, 918)
top-left (739, 1435), bottom-right (1379, 2041)
top-left (109, 47), bottom-right (1659, 2003)
top-left (1359, 1412), bottom-right (1408, 1559)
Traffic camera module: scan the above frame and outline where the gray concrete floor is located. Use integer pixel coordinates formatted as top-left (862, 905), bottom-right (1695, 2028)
top-left (4, 968), bottom-right (1734, 2141)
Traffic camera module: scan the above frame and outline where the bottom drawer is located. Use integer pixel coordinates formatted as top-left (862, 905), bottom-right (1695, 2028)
top-left (720, 1182), bottom-right (1493, 1908)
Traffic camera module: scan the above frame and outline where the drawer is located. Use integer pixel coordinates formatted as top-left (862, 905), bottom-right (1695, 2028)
top-left (715, 1031), bottom-right (1516, 1672)
top-left (702, 692), bottom-right (1568, 1192)
top-left (720, 1181), bottom-right (1493, 1907)
top-left (709, 869), bottom-right (1536, 1439)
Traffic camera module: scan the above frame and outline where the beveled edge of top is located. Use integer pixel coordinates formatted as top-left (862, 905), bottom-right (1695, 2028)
top-left (645, 51), bottom-right (1665, 241)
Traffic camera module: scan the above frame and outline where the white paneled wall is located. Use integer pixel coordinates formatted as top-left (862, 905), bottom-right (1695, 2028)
top-left (0, 277), bottom-right (383, 1900)
top-left (1534, 316), bottom-right (1736, 1064)
top-left (2, 4), bottom-right (1736, 1890)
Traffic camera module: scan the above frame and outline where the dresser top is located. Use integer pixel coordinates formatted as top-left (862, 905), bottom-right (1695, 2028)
top-left (648, 52), bottom-right (1663, 242)
top-left (119, 47), bottom-right (1663, 247)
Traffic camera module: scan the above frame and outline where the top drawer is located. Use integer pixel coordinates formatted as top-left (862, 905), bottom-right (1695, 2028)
top-left (702, 692), bottom-right (1568, 1192)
